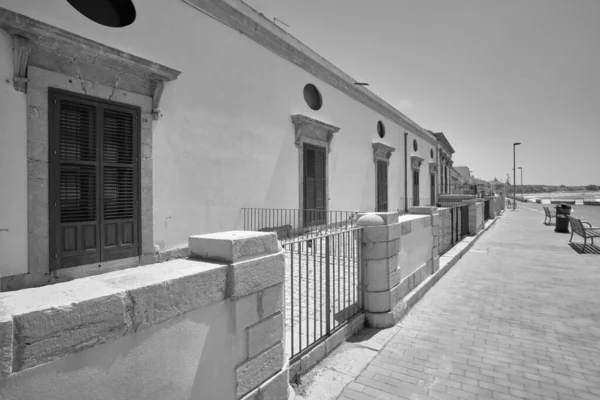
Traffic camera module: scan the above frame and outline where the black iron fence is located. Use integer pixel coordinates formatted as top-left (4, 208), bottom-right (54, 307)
top-left (438, 184), bottom-right (477, 195)
top-left (438, 204), bottom-right (470, 255)
top-left (283, 228), bottom-right (363, 362)
top-left (242, 208), bottom-right (358, 243)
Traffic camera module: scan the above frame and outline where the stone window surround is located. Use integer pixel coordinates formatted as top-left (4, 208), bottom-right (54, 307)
top-left (291, 114), bottom-right (340, 226)
top-left (0, 9), bottom-right (181, 291)
top-left (372, 142), bottom-right (395, 210)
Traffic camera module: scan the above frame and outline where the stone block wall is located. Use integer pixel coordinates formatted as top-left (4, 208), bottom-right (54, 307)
top-left (357, 207), bottom-right (439, 328)
top-left (466, 200), bottom-right (484, 234)
top-left (0, 231), bottom-right (291, 400)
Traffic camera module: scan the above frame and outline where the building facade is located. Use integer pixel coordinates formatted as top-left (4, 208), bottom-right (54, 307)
top-left (0, 0), bottom-right (448, 290)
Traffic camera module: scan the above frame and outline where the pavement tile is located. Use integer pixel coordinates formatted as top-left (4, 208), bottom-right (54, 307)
top-left (293, 206), bottom-right (600, 400)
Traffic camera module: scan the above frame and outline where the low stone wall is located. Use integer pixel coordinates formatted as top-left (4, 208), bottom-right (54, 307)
top-left (0, 231), bottom-right (292, 400)
top-left (357, 208), bottom-right (439, 328)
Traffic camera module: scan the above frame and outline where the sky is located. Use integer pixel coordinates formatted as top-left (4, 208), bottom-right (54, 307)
top-left (244, 0), bottom-right (600, 186)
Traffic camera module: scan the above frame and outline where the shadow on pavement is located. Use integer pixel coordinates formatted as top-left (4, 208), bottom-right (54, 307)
top-left (543, 222), bottom-right (556, 226)
top-left (568, 242), bottom-right (600, 255)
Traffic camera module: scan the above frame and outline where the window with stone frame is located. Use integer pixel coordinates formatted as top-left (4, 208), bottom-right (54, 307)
top-left (48, 89), bottom-right (141, 270)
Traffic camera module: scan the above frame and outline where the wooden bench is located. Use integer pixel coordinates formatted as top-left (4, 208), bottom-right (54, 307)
top-left (568, 216), bottom-right (600, 252)
top-left (543, 206), bottom-right (556, 224)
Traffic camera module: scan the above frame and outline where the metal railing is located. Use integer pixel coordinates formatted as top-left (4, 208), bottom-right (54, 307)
top-left (242, 208), bottom-right (358, 244)
top-left (437, 184), bottom-right (477, 195)
top-left (283, 227), bottom-right (363, 362)
top-left (438, 204), bottom-right (470, 255)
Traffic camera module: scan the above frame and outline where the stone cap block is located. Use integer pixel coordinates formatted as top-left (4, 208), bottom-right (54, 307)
top-left (409, 206), bottom-right (438, 215)
top-left (230, 252), bottom-right (285, 298)
top-left (356, 211), bottom-right (399, 226)
top-left (189, 231), bottom-right (281, 263)
top-left (0, 257), bottom-right (227, 376)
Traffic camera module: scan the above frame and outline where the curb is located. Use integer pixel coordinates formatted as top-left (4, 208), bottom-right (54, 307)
top-left (382, 211), bottom-right (503, 325)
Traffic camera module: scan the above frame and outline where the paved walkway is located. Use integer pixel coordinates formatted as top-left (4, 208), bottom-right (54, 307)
top-left (296, 206), bottom-right (600, 400)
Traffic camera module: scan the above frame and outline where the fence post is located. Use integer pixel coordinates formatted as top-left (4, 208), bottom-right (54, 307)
top-left (465, 200), bottom-right (484, 235)
top-left (356, 211), bottom-right (401, 328)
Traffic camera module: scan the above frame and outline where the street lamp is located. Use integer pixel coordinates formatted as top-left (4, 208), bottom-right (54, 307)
top-left (518, 167), bottom-right (523, 200)
top-left (513, 142), bottom-right (521, 210)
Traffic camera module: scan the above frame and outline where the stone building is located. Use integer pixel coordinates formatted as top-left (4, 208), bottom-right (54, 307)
top-left (0, 0), bottom-right (457, 291)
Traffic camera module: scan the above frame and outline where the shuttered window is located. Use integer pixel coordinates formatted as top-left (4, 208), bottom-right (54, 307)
top-left (413, 170), bottom-right (420, 207)
top-left (303, 144), bottom-right (326, 227)
top-left (49, 89), bottom-right (140, 270)
top-left (376, 160), bottom-right (388, 212)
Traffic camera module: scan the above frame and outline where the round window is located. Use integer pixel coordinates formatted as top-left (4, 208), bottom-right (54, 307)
top-left (303, 84), bottom-right (323, 111)
top-left (430, 149), bottom-right (434, 159)
top-left (413, 139), bottom-right (418, 152)
top-left (66, 0), bottom-right (136, 27)
top-left (377, 121), bottom-right (385, 138)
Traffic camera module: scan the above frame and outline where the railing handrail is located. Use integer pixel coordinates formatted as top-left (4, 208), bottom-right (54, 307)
top-left (282, 226), bottom-right (364, 245)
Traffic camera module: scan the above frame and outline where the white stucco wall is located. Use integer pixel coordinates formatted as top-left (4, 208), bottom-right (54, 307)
top-left (1, 0), bottom-right (437, 275)
top-left (0, 299), bottom-right (236, 400)
top-left (0, 29), bottom-right (28, 277)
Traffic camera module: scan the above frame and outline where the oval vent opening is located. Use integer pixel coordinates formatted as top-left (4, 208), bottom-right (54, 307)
top-left (66, 0), bottom-right (137, 28)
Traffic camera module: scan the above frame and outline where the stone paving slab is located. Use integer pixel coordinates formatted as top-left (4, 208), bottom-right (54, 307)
top-left (295, 207), bottom-right (600, 400)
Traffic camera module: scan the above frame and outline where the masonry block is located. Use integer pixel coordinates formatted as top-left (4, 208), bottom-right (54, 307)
top-left (363, 239), bottom-right (399, 260)
top-left (9, 283), bottom-right (130, 372)
top-left (248, 313), bottom-right (283, 358)
top-left (431, 214), bottom-right (439, 227)
top-left (400, 220), bottom-right (412, 235)
top-left (0, 314), bottom-right (12, 377)
top-left (234, 293), bottom-right (259, 331)
top-left (433, 256), bottom-right (440, 272)
top-left (389, 269), bottom-right (400, 288)
top-left (235, 329), bottom-right (248, 366)
top-left (101, 260), bottom-right (228, 332)
top-left (259, 283), bottom-right (282, 319)
top-left (229, 252), bottom-right (285, 298)
top-left (258, 368), bottom-right (289, 400)
top-left (189, 231), bottom-right (280, 263)
top-left (363, 224), bottom-right (401, 242)
top-left (236, 343), bottom-right (284, 398)
top-left (409, 206), bottom-right (438, 215)
top-left (365, 253), bottom-right (398, 292)
top-left (365, 290), bottom-right (394, 313)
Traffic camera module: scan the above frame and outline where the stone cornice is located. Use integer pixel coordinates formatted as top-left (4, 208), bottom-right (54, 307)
top-left (411, 155), bottom-right (424, 170)
top-left (291, 114), bottom-right (340, 152)
top-left (181, 0), bottom-right (437, 146)
top-left (0, 7), bottom-right (180, 104)
top-left (432, 131), bottom-right (455, 155)
top-left (372, 142), bottom-right (396, 163)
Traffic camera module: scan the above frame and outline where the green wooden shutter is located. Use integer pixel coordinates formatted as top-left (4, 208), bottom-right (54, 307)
top-left (303, 144), bottom-right (326, 226)
top-left (376, 160), bottom-right (388, 212)
top-left (50, 96), bottom-right (101, 269)
top-left (49, 89), bottom-right (140, 270)
top-left (101, 106), bottom-right (139, 261)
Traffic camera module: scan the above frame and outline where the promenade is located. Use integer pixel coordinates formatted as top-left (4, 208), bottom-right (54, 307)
top-left (296, 205), bottom-right (600, 400)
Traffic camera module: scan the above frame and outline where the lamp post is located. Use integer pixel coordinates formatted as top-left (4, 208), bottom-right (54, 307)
top-left (513, 142), bottom-right (521, 210)
top-left (518, 167), bottom-right (523, 200)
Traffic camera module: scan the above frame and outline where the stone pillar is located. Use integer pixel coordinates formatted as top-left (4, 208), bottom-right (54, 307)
top-left (465, 200), bottom-right (484, 235)
top-left (489, 198), bottom-right (496, 219)
top-left (356, 211), bottom-right (401, 328)
top-left (189, 231), bottom-right (291, 400)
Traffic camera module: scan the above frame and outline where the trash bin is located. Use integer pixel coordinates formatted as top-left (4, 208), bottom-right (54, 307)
top-left (555, 204), bottom-right (572, 233)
